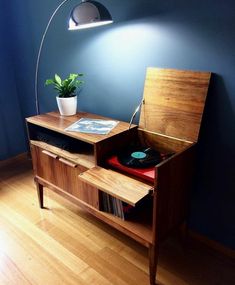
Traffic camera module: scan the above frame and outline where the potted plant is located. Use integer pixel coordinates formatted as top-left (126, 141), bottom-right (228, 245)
top-left (45, 73), bottom-right (84, 116)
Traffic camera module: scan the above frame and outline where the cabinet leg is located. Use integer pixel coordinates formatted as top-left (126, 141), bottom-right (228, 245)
top-left (149, 244), bottom-right (158, 285)
top-left (35, 180), bottom-right (44, 208)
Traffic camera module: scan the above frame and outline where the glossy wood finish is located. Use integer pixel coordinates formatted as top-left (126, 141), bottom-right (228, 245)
top-left (30, 140), bottom-right (95, 169)
top-left (139, 68), bottom-right (211, 142)
top-left (95, 127), bottom-right (137, 165)
top-left (154, 144), bottom-right (196, 241)
top-left (33, 175), bottom-right (153, 246)
top-left (79, 166), bottom-right (152, 206)
top-left (31, 144), bottom-right (99, 209)
top-left (0, 157), bottom-right (234, 285)
top-left (26, 68), bottom-right (211, 284)
top-left (27, 111), bottom-right (136, 145)
top-left (35, 178), bottom-right (43, 208)
top-left (138, 129), bottom-right (192, 153)
top-left (27, 111), bottom-right (197, 284)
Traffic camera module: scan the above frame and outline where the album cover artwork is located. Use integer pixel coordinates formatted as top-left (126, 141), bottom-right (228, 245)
top-left (65, 118), bottom-right (119, 135)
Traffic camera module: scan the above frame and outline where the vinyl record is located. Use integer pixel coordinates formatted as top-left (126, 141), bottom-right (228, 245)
top-left (117, 147), bottom-right (161, 168)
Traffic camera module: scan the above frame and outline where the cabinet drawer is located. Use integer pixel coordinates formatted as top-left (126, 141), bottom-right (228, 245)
top-left (31, 145), bottom-right (99, 208)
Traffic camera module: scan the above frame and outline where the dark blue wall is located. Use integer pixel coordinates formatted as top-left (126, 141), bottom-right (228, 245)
top-left (5, 0), bottom-right (235, 249)
top-left (0, 2), bottom-right (27, 160)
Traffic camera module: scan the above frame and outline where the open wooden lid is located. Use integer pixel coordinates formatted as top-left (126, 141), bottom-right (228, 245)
top-left (139, 68), bottom-right (211, 142)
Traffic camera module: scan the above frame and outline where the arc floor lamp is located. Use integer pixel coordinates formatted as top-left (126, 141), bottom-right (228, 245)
top-left (35, 0), bottom-right (113, 115)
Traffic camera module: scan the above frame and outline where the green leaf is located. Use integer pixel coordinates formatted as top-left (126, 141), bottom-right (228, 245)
top-left (45, 73), bottom-right (84, 97)
top-left (75, 80), bottom-right (84, 86)
top-left (45, 79), bottom-right (54, 85)
top-left (69, 73), bottom-right (78, 80)
top-left (54, 74), bottom-right (62, 86)
top-left (63, 79), bottom-right (71, 88)
top-left (54, 86), bottom-right (62, 92)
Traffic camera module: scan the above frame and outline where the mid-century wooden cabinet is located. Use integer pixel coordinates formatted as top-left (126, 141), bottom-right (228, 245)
top-left (26, 68), bottom-right (211, 285)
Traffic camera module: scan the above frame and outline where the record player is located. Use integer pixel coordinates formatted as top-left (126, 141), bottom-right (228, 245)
top-left (27, 67), bottom-right (211, 285)
top-left (107, 145), bottom-right (173, 183)
top-left (106, 68), bottom-right (210, 187)
top-left (101, 67), bottom-right (210, 241)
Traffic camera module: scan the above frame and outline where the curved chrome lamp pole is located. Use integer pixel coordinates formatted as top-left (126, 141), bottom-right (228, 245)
top-left (35, 0), bottom-right (113, 115)
top-left (35, 0), bottom-right (69, 115)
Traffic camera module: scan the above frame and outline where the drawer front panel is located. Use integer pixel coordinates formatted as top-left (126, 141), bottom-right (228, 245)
top-left (31, 145), bottom-right (99, 208)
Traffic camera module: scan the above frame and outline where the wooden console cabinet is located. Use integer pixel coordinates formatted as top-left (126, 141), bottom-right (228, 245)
top-left (26, 68), bottom-right (211, 285)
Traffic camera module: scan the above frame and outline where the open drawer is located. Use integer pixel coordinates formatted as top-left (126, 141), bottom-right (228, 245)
top-left (78, 166), bottom-right (153, 206)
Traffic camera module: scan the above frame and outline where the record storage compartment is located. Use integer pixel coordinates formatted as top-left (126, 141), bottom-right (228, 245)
top-left (26, 68), bottom-right (211, 285)
top-left (26, 113), bottom-right (154, 245)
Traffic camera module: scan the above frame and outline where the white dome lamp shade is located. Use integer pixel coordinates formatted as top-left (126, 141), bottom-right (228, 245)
top-left (69, 0), bottom-right (113, 30)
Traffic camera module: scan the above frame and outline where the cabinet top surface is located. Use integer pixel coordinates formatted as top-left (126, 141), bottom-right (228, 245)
top-left (26, 111), bottom-right (136, 144)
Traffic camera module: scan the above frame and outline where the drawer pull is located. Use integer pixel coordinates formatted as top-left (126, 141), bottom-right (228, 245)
top-left (59, 157), bottom-right (77, 168)
top-left (42, 150), bottom-right (58, 159)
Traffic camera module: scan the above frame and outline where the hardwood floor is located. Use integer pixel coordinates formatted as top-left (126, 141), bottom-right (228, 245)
top-left (0, 157), bottom-right (234, 285)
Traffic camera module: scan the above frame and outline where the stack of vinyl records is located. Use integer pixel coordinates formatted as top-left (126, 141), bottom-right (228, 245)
top-left (101, 193), bottom-right (134, 220)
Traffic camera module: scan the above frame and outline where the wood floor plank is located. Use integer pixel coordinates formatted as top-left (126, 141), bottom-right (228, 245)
top-left (79, 267), bottom-right (113, 285)
top-left (37, 218), bottom-right (102, 253)
top-left (0, 250), bottom-right (32, 285)
top-left (0, 218), bottom-right (87, 285)
top-left (43, 195), bottom-right (125, 250)
top-left (108, 244), bottom-right (149, 274)
top-left (0, 203), bottom-right (88, 276)
top-left (34, 217), bottom-right (142, 285)
top-left (96, 247), bottom-right (149, 285)
top-left (0, 157), bottom-right (234, 285)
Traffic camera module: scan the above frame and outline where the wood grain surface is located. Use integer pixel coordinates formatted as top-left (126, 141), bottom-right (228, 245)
top-left (139, 68), bottom-right (211, 142)
top-left (0, 156), bottom-right (234, 285)
top-left (30, 140), bottom-right (95, 169)
top-left (26, 111), bottom-right (136, 144)
top-left (79, 166), bottom-right (152, 206)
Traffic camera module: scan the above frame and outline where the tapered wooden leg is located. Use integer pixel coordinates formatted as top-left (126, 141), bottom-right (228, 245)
top-left (35, 180), bottom-right (44, 208)
top-left (149, 244), bottom-right (158, 285)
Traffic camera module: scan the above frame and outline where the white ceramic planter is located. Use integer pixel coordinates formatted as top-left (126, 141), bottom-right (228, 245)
top-left (56, 96), bottom-right (77, 116)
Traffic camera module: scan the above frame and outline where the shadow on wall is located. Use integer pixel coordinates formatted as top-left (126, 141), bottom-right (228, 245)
top-left (197, 74), bottom-right (235, 187)
top-left (190, 74), bottom-right (235, 249)
top-left (0, 110), bottom-right (10, 159)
